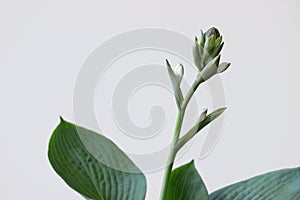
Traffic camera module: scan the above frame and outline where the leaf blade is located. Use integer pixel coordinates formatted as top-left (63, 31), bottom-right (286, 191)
top-left (48, 118), bottom-right (147, 200)
top-left (166, 160), bottom-right (209, 200)
top-left (210, 167), bottom-right (300, 200)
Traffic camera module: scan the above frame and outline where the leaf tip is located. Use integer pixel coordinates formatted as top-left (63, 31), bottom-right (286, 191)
top-left (217, 107), bottom-right (227, 115)
top-left (59, 116), bottom-right (65, 123)
top-left (166, 59), bottom-right (170, 66)
top-left (188, 159), bottom-right (196, 167)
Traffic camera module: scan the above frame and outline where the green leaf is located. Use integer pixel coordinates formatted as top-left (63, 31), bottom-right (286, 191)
top-left (210, 167), bottom-right (300, 200)
top-left (48, 118), bottom-right (147, 200)
top-left (166, 160), bottom-right (209, 200)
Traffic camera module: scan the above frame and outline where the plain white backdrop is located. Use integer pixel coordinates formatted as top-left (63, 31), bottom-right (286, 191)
top-left (0, 0), bottom-right (299, 199)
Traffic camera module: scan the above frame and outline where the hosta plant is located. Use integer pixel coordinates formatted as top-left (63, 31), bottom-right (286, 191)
top-left (48, 27), bottom-right (300, 200)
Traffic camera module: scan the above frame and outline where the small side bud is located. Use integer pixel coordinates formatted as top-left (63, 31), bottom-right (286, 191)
top-left (166, 59), bottom-right (184, 108)
top-left (199, 108), bottom-right (208, 122)
top-left (174, 63), bottom-right (184, 84)
top-left (217, 62), bottom-right (231, 73)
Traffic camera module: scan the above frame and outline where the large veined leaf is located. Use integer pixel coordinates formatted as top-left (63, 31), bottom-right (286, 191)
top-left (48, 118), bottom-right (147, 200)
top-left (166, 160), bottom-right (209, 200)
top-left (210, 167), bottom-right (300, 200)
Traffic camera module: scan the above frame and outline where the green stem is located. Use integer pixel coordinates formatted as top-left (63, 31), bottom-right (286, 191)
top-left (175, 125), bottom-right (199, 152)
top-left (159, 110), bottom-right (183, 200)
top-left (181, 75), bottom-right (204, 112)
top-left (160, 76), bottom-right (204, 200)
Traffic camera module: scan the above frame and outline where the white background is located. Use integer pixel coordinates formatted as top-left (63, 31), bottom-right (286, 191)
top-left (1, 0), bottom-right (299, 199)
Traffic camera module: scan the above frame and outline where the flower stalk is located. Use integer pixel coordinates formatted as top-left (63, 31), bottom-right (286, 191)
top-left (159, 27), bottom-right (230, 200)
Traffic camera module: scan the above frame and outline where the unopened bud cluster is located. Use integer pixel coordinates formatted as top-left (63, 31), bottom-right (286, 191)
top-left (193, 27), bottom-right (230, 80)
top-left (166, 27), bottom-right (230, 108)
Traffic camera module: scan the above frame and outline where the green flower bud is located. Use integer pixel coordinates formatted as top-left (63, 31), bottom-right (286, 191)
top-left (215, 36), bottom-right (223, 47)
top-left (204, 27), bottom-right (220, 39)
top-left (200, 55), bottom-right (220, 80)
top-left (193, 27), bottom-right (224, 72)
top-left (204, 35), bottom-right (216, 54)
top-left (166, 59), bottom-right (184, 108)
top-left (174, 63), bottom-right (184, 84)
top-left (199, 56), bottom-right (231, 81)
top-left (193, 41), bottom-right (203, 71)
top-left (196, 30), bottom-right (205, 47)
